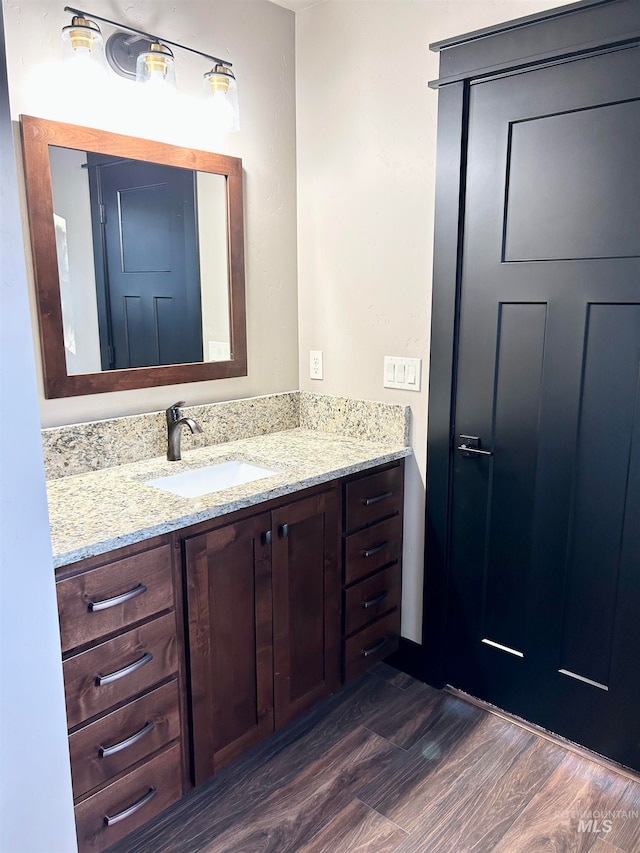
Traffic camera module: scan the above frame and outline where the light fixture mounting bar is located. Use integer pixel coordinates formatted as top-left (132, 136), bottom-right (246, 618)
top-left (63, 6), bottom-right (231, 67)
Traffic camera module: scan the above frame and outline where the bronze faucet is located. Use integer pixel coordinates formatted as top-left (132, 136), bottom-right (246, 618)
top-left (165, 401), bottom-right (203, 461)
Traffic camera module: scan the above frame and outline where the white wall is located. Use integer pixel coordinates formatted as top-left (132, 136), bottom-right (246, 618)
top-left (49, 146), bottom-right (102, 375)
top-left (198, 171), bottom-right (232, 357)
top-left (0, 8), bottom-right (77, 851)
top-left (3, 0), bottom-right (299, 427)
top-left (295, 0), bottom-right (564, 642)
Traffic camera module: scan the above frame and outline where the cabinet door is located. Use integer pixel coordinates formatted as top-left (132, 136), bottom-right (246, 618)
top-left (185, 512), bottom-right (273, 785)
top-left (272, 490), bottom-right (340, 728)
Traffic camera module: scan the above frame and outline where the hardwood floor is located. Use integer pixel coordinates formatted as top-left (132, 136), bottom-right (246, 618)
top-left (110, 665), bottom-right (640, 853)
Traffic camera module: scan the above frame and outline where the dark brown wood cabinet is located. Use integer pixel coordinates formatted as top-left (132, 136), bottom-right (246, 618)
top-left (272, 491), bottom-right (340, 728)
top-left (56, 461), bottom-right (404, 849)
top-left (55, 536), bottom-right (186, 853)
top-left (342, 461), bottom-right (404, 680)
top-left (186, 488), bottom-right (340, 784)
top-left (185, 512), bottom-right (274, 785)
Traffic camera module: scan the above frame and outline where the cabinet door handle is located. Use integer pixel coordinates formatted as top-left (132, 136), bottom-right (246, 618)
top-left (98, 721), bottom-right (155, 758)
top-left (261, 530), bottom-right (272, 545)
top-left (96, 652), bottom-right (153, 686)
top-left (87, 583), bottom-right (147, 612)
top-left (361, 636), bottom-right (389, 658)
top-left (278, 523), bottom-right (290, 539)
top-left (103, 787), bottom-right (157, 826)
top-left (362, 590), bottom-right (389, 609)
top-left (362, 541), bottom-right (389, 558)
top-left (363, 491), bottom-right (392, 507)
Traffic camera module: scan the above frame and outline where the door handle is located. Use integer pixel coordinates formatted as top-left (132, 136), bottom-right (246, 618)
top-left (457, 435), bottom-right (493, 457)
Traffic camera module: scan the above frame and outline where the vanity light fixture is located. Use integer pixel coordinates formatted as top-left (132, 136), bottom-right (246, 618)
top-left (135, 42), bottom-right (177, 91)
top-left (61, 14), bottom-right (105, 71)
top-left (205, 64), bottom-right (240, 133)
top-left (61, 6), bottom-right (240, 131)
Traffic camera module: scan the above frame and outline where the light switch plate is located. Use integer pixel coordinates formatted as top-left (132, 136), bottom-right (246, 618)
top-left (384, 356), bottom-right (421, 391)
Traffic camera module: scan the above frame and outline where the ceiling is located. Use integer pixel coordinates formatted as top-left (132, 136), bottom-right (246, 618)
top-left (268, 0), bottom-right (326, 11)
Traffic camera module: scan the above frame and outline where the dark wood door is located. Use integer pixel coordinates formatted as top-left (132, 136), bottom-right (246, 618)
top-left (88, 157), bottom-right (203, 369)
top-left (447, 46), bottom-right (640, 769)
top-left (185, 513), bottom-right (273, 784)
top-left (272, 491), bottom-right (341, 728)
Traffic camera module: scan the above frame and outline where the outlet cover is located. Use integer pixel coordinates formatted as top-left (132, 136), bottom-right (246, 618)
top-left (310, 350), bottom-right (323, 380)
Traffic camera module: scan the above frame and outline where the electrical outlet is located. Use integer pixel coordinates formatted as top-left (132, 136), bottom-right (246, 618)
top-left (310, 350), bottom-right (323, 380)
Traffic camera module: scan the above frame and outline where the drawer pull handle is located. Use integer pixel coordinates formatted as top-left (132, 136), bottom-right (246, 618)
top-left (362, 636), bottom-right (390, 658)
top-left (87, 583), bottom-right (147, 612)
top-left (363, 491), bottom-right (392, 507)
top-left (103, 786), bottom-right (157, 827)
top-left (96, 652), bottom-right (153, 686)
top-left (261, 530), bottom-right (272, 545)
top-left (362, 590), bottom-right (389, 609)
top-left (98, 721), bottom-right (155, 758)
top-left (363, 541), bottom-right (389, 559)
top-left (278, 523), bottom-right (290, 539)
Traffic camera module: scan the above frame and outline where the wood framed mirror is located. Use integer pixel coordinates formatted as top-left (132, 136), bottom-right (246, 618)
top-left (20, 115), bottom-right (247, 398)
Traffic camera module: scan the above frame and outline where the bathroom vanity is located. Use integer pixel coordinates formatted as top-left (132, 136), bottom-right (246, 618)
top-left (48, 413), bottom-right (408, 852)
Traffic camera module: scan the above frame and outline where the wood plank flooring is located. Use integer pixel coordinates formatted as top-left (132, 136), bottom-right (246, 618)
top-left (110, 665), bottom-right (640, 853)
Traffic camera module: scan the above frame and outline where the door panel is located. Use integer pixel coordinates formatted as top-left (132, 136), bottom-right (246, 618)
top-left (447, 46), bottom-right (640, 769)
top-left (272, 491), bottom-right (340, 728)
top-left (559, 304), bottom-right (640, 689)
top-left (185, 513), bottom-right (273, 784)
top-left (483, 302), bottom-right (547, 655)
top-left (504, 99), bottom-right (640, 262)
top-left (119, 182), bottom-right (173, 271)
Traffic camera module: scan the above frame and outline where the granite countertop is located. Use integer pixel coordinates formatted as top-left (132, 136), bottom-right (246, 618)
top-left (48, 428), bottom-right (412, 568)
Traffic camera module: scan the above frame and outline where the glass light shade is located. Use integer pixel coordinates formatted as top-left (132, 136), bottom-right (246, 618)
top-left (135, 43), bottom-right (176, 91)
top-left (204, 65), bottom-right (240, 133)
top-left (61, 16), bottom-right (105, 69)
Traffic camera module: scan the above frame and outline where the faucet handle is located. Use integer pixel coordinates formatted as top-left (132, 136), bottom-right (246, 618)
top-left (166, 401), bottom-right (186, 422)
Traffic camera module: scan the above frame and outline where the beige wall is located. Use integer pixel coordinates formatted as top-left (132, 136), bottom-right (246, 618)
top-left (3, 0), bottom-right (299, 427)
top-left (295, 0), bottom-right (564, 642)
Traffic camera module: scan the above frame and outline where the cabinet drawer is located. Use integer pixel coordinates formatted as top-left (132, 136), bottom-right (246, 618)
top-left (69, 680), bottom-right (180, 799)
top-left (63, 613), bottom-right (178, 729)
top-left (345, 465), bottom-right (403, 533)
top-left (74, 741), bottom-right (182, 853)
top-left (344, 610), bottom-right (400, 681)
top-left (344, 514), bottom-right (402, 585)
top-left (344, 564), bottom-right (401, 637)
top-left (57, 545), bottom-right (174, 653)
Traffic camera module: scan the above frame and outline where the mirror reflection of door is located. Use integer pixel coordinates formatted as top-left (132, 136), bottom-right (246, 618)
top-left (48, 145), bottom-right (231, 377)
top-left (87, 156), bottom-right (203, 369)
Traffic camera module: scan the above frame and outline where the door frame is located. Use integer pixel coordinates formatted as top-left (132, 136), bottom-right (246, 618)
top-left (422, 0), bottom-right (640, 687)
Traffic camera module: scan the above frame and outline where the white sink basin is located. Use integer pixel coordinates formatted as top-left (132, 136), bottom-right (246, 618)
top-left (146, 460), bottom-right (280, 498)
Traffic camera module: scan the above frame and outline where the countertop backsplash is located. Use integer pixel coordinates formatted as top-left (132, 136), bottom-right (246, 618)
top-left (42, 392), bottom-right (410, 480)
